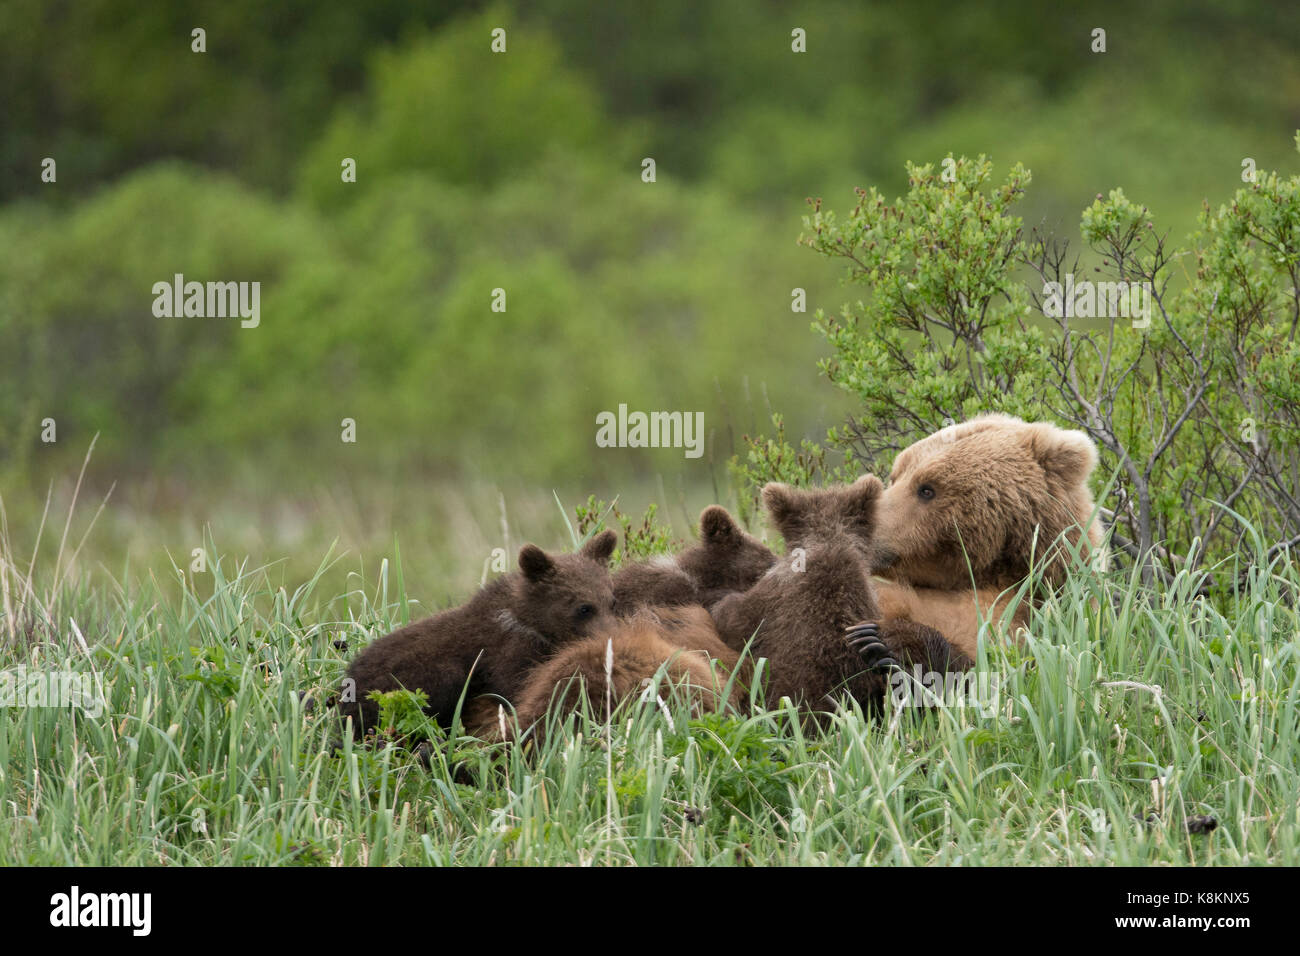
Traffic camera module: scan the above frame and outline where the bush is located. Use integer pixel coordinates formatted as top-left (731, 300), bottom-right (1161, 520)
top-left (737, 142), bottom-right (1300, 576)
top-left (298, 6), bottom-right (611, 206)
top-left (0, 153), bottom-right (844, 486)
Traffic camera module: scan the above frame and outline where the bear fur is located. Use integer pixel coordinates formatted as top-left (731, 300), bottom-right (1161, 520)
top-left (611, 505), bottom-right (776, 613)
top-left (873, 580), bottom-right (1028, 661)
top-left (871, 414), bottom-right (1105, 657)
top-left (503, 604), bottom-right (744, 739)
top-left (711, 476), bottom-right (970, 714)
top-left (338, 530), bottom-right (618, 737)
top-left (501, 507), bottom-right (771, 735)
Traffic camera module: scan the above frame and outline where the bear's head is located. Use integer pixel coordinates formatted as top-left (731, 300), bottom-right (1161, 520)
top-left (761, 475), bottom-right (884, 556)
top-left (679, 505), bottom-right (777, 599)
top-left (872, 414), bottom-right (1103, 590)
top-left (514, 529), bottom-right (618, 642)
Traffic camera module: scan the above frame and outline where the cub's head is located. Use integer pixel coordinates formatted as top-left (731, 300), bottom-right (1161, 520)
top-left (873, 414), bottom-right (1102, 589)
top-left (760, 475), bottom-right (884, 555)
top-left (679, 505), bottom-right (777, 598)
top-left (514, 530), bottom-right (618, 642)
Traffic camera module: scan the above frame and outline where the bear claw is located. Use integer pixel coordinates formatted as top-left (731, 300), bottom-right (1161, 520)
top-left (846, 622), bottom-right (897, 671)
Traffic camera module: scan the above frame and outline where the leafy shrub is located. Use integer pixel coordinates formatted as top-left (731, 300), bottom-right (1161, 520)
top-left (299, 6), bottom-right (611, 206)
top-left (574, 496), bottom-right (678, 565)
top-left (738, 143), bottom-right (1300, 575)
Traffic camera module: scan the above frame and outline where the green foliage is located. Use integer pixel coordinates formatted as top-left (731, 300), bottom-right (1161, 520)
top-left (664, 713), bottom-right (795, 822)
top-left (796, 155), bottom-right (1042, 473)
top-left (180, 643), bottom-right (243, 701)
top-left (0, 0), bottom-right (466, 202)
top-left (0, 152), bottom-right (838, 485)
top-left (574, 496), bottom-right (679, 566)
top-left (1058, 151), bottom-right (1300, 562)
top-left (6, 1), bottom-right (1300, 497)
top-left (748, 146), bottom-right (1300, 567)
top-left (368, 687), bottom-right (434, 742)
top-left (299, 7), bottom-right (612, 206)
top-left (0, 165), bottom-right (326, 470)
top-left (1190, 159), bottom-right (1300, 457)
top-left (3, 530), bottom-right (1298, 864)
top-left (728, 413), bottom-right (854, 528)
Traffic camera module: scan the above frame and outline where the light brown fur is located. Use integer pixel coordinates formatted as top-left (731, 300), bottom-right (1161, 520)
top-left (873, 414), bottom-right (1104, 650)
top-left (503, 605), bottom-right (744, 738)
top-left (873, 578), bottom-right (1030, 660)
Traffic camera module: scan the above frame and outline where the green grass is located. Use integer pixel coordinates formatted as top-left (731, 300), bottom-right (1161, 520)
top-left (1, 497), bottom-right (1298, 866)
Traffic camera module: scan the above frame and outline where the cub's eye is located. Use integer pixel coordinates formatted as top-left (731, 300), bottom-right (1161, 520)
top-left (574, 604), bottom-right (596, 620)
top-left (917, 484), bottom-right (936, 501)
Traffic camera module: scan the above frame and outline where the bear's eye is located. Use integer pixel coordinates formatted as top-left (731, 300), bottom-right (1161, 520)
top-left (574, 603), bottom-right (596, 620)
top-left (917, 484), bottom-right (936, 501)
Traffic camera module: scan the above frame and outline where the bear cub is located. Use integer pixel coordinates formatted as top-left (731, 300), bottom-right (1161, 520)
top-left (711, 477), bottom-right (969, 714)
top-left (611, 505), bottom-right (775, 613)
top-left (338, 530), bottom-right (618, 737)
top-left (504, 506), bottom-right (769, 737)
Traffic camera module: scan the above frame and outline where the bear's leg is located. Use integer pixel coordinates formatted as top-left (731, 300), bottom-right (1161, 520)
top-left (846, 619), bottom-right (976, 715)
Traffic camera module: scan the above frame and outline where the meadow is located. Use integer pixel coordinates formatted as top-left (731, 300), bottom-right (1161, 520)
top-left (2, 473), bottom-right (1295, 866)
top-left (4, 1), bottom-right (1299, 869)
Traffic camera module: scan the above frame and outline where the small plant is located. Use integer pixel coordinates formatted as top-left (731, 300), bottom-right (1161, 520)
top-left (664, 712), bottom-right (796, 822)
top-left (368, 687), bottom-right (437, 745)
top-left (574, 495), bottom-right (679, 566)
top-left (728, 412), bottom-right (856, 527)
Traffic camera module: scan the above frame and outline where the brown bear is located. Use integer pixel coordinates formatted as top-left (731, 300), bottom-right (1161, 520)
top-left (496, 507), bottom-right (771, 737)
top-left (501, 604), bottom-right (745, 740)
top-left (871, 414), bottom-right (1105, 658)
top-left (710, 476), bottom-right (970, 714)
top-left (337, 530), bottom-right (618, 737)
top-left (611, 505), bottom-right (776, 612)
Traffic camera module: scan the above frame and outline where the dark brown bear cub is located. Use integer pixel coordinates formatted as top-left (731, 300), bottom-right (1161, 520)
top-left (611, 505), bottom-right (775, 613)
top-left (338, 530), bottom-right (617, 737)
top-left (710, 477), bottom-right (969, 715)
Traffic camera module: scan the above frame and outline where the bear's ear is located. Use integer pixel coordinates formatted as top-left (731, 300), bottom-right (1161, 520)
top-left (1025, 423), bottom-right (1098, 487)
top-left (761, 482), bottom-right (806, 540)
top-left (518, 544), bottom-right (555, 581)
top-left (581, 529), bottom-right (618, 565)
top-left (699, 505), bottom-right (740, 546)
top-left (842, 474), bottom-right (883, 532)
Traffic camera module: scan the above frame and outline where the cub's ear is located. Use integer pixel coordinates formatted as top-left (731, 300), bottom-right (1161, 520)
top-left (518, 544), bottom-right (555, 582)
top-left (848, 474), bottom-right (883, 501)
top-left (843, 474), bottom-right (883, 531)
top-left (699, 505), bottom-right (740, 545)
top-left (1025, 423), bottom-right (1098, 487)
top-left (581, 529), bottom-right (618, 565)
top-left (761, 482), bottom-right (806, 541)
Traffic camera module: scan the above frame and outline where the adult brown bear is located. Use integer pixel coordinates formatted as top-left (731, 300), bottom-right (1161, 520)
top-left (871, 414), bottom-right (1106, 658)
